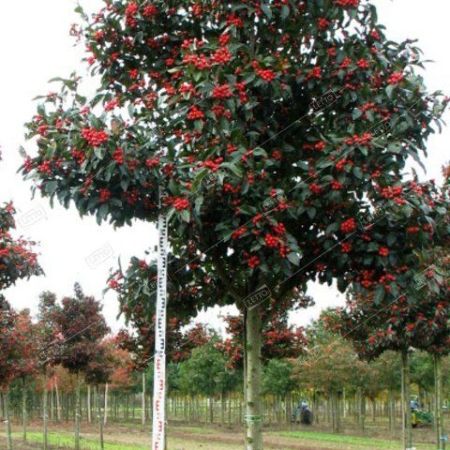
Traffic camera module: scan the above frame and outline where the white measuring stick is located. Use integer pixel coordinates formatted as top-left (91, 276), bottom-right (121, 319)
top-left (152, 206), bottom-right (168, 450)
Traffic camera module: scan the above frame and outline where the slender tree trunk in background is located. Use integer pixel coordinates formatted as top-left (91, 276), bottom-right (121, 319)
top-left (221, 393), bottom-right (225, 426)
top-left (104, 383), bottom-right (109, 425)
top-left (388, 389), bottom-right (395, 432)
top-left (75, 373), bottom-right (81, 450)
top-left (96, 386), bottom-right (104, 450)
top-left (50, 387), bottom-right (55, 421)
top-left (434, 354), bottom-right (444, 450)
top-left (22, 377), bottom-right (27, 441)
top-left (55, 380), bottom-right (61, 422)
top-left (209, 397), bottom-right (214, 424)
top-left (401, 351), bottom-right (413, 450)
top-left (245, 304), bottom-right (263, 450)
top-left (342, 388), bottom-right (346, 420)
top-left (87, 385), bottom-right (92, 423)
top-left (4, 391), bottom-right (13, 450)
top-left (358, 388), bottom-right (366, 432)
top-left (43, 370), bottom-right (49, 450)
top-left (142, 371), bottom-right (146, 426)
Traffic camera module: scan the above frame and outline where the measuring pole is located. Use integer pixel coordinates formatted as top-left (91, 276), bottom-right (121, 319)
top-left (152, 191), bottom-right (168, 450)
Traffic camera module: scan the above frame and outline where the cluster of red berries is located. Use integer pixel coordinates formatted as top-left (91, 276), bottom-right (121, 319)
top-left (201, 157), bottom-right (223, 172)
top-left (335, 0), bottom-right (359, 7)
top-left (212, 84), bottom-right (233, 99)
top-left (38, 161), bottom-right (52, 175)
top-left (317, 18), bottom-right (330, 30)
top-left (187, 106), bottom-right (205, 120)
top-left (340, 218), bottom-right (357, 233)
top-left (232, 226), bottom-right (247, 240)
top-left (272, 223), bottom-right (286, 235)
top-left (99, 188), bottom-right (111, 203)
top-left (309, 183), bottom-right (322, 194)
top-left (341, 242), bottom-right (352, 253)
top-left (335, 158), bottom-right (352, 171)
top-left (357, 58), bottom-right (370, 69)
top-left (307, 66), bottom-right (322, 80)
top-left (256, 68), bottom-right (276, 82)
top-left (105, 98), bottom-right (120, 111)
top-left (264, 233), bottom-right (279, 248)
top-left (81, 127), bottom-right (108, 147)
top-left (173, 197), bottom-right (190, 211)
top-left (378, 246), bottom-right (390, 257)
top-left (71, 149), bottom-right (85, 165)
top-left (142, 4), bottom-right (158, 18)
top-left (380, 185), bottom-right (402, 199)
top-left (145, 158), bottom-right (160, 168)
top-left (345, 132), bottom-right (372, 146)
top-left (388, 71), bottom-right (404, 85)
top-left (331, 180), bottom-right (343, 190)
top-left (247, 255), bottom-right (260, 269)
top-left (111, 148), bottom-right (123, 165)
top-left (211, 47), bottom-right (232, 65)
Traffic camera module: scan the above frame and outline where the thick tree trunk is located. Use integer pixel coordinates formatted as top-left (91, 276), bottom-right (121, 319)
top-left (4, 391), bottom-right (13, 450)
top-left (43, 371), bottom-right (49, 450)
top-left (75, 373), bottom-right (81, 450)
top-left (401, 351), bottom-right (413, 450)
top-left (142, 371), bottom-right (146, 426)
top-left (22, 378), bottom-right (27, 441)
top-left (245, 305), bottom-right (263, 450)
top-left (434, 354), bottom-right (444, 450)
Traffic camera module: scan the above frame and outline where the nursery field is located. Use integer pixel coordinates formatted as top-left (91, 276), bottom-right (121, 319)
top-left (0, 421), bottom-right (442, 450)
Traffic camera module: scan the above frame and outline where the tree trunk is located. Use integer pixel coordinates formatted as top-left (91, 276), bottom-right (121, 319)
top-left (55, 380), bottom-right (61, 422)
top-left (209, 397), bottom-right (214, 424)
top-left (358, 388), bottom-right (365, 432)
top-left (97, 386), bottom-right (104, 450)
top-left (104, 383), bottom-right (109, 425)
top-left (142, 371), bottom-right (146, 426)
top-left (87, 385), bottom-right (92, 423)
top-left (388, 389), bottom-right (395, 432)
top-left (75, 373), bottom-right (81, 450)
top-left (434, 354), bottom-right (444, 450)
top-left (401, 350), bottom-right (413, 450)
top-left (245, 304), bottom-right (263, 450)
top-left (22, 378), bottom-right (27, 441)
top-left (43, 371), bottom-right (49, 450)
top-left (4, 391), bottom-right (13, 450)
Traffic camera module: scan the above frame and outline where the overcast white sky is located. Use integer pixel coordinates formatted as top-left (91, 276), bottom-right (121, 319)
top-left (0, 1), bottom-right (449, 334)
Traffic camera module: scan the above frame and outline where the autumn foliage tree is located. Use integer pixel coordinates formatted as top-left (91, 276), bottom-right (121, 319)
top-left (20, 1), bottom-right (448, 448)
top-left (46, 284), bottom-right (110, 450)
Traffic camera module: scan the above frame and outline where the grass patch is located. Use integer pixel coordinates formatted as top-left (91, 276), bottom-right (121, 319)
top-left (14, 432), bottom-right (148, 450)
top-left (275, 430), bottom-right (434, 449)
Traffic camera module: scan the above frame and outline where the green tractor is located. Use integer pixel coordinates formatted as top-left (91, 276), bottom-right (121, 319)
top-left (411, 399), bottom-right (433, 428)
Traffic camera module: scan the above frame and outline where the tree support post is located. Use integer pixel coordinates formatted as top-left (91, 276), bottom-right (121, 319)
top-left (152, 202), bottom-right (169, 450)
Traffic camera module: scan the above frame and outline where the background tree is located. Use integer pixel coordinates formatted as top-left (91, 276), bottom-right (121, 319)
top-left (178, 339), bottom-right (239, 424)
top-left (49, 283), bottom-right (109, 450)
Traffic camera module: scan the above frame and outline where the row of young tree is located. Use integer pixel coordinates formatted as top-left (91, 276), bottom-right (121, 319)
top-left (2, 292), bottom-right (449, 449)
top-left (1, 0), bottom-right (449, 449)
